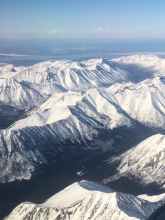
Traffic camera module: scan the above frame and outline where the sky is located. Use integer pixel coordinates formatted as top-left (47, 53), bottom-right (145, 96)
top-left (1, 0), bottom-right (165, 39)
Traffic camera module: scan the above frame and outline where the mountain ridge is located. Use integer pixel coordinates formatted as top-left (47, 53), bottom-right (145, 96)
top-left (1, 54), bottom-right (165, 183)
top-left (5, 180), bottom-right (165, 220)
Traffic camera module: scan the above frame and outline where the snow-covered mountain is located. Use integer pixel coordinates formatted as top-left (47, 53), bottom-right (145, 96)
top-left (0, 59), bottom-right (128, 108)
top-left (1, 54), bottom-right (165, 110)
top-left (104, 134), bottom-right (165, 188)
top-left (5, 180), bottom-right (165, 220)
top-left (112, 54), bottom-right (165, 75)
top-left (0, 58), bottom-right (129, 183)
top-left (0, 87), bottom-right (134, 183)
top-left (102, 76), bottom-right (165, 130)
top-left (1, 55), bottom-right (165, 183)
top-left (112, 54), bottom-right (165, 83)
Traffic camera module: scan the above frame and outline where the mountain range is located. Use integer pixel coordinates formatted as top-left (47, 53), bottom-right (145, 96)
top-left (1, 54), bottom-right (165, 183)
top-left (1, 54), bottom-right (165, 218)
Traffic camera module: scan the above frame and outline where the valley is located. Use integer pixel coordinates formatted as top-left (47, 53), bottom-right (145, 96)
top-left (1, 54), bottom-right (165, 219)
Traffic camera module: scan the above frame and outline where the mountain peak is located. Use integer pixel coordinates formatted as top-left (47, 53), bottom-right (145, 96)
top-left (5, 180), bottom-right (165, 220)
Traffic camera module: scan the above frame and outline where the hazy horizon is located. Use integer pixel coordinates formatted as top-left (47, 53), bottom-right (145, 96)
top-left (0, 38), bottom-right (165, 66)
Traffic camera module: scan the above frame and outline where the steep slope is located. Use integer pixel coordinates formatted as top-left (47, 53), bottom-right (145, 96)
top-left (0, 102), bottom-right (25, 129)
top-left (111, 54), bottom-right (165, 83)
top-left (0, 59), bottom-right (128, 108)
top-left (102, 76), bottom-right (165, 130)
top-left (5, 180), bottom-right (164, 220)
top-left (104, 134), bottom-right (165, 188)
top-left (2, 55), bottom-right (165, 217)
top-left (112, 54), bottom-right (165, 75)
top-left (138, 193), bottom-right (165, 202)
top-left (1, 54), bottom-right (165, 110)
top-left (10, 89), bottom-right (132, 131)
top-left (0, 88), bottom-right (133, 183)
top-left (1, 55), bottom-right (165, 183)
top-left (0, 58), bottom-right (130, 183)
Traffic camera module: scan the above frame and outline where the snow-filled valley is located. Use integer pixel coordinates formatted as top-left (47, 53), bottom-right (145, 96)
top-left (1, 54), bottom-right (165, 219)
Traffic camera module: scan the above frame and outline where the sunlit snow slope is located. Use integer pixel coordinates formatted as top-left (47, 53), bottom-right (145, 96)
top-left (104, 134), bottom-right (165, 188)
top-left (112, 54), bottom-right (165, 74)
top-left (0, 58), bottom-right (127, 107)
top-left (1, 55), bottom-right (165, 183)
top-left (0, 87), bottom-right (134, 182)
top-left (5, 180), bottom-right (165, 220)
top-left (103, 76), bottom-right (165, 129)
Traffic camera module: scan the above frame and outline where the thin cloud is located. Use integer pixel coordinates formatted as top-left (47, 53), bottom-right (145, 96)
top-left (49, 30), bottom-right (63, 35)
top-left (81, 28), bottom-right (111, 35)
top-left (92, 28), bottom-right (111, 34)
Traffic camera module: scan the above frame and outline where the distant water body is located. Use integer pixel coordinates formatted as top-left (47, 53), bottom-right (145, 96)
top-left (0, 38), bottom-right (165, 66)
